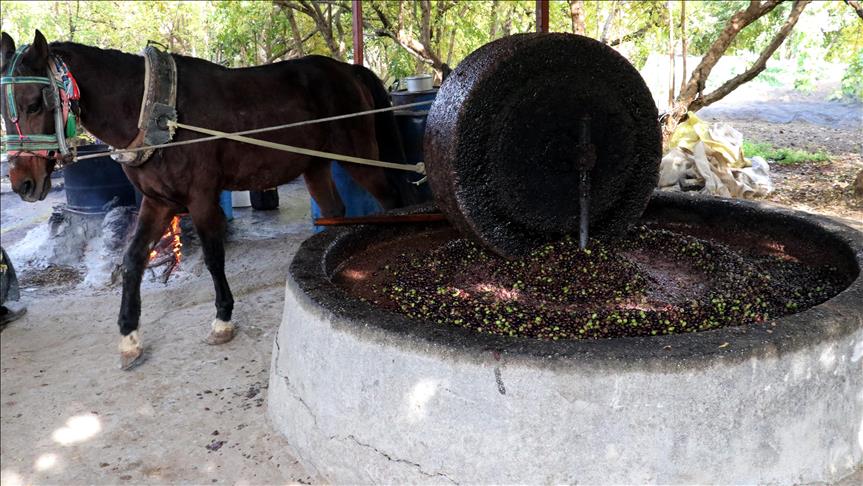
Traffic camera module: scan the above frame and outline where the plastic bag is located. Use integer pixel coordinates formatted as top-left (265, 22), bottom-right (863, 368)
top-left (659, 112), bottom-right (772, 198)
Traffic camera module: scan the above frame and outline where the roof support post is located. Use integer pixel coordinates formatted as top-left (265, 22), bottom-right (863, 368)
top-left (352, 0), bottom-right (364, 65)
top-left (536, 0), bottom-right (550, 33)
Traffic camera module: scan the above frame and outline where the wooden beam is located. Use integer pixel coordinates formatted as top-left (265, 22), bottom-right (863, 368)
top-left (536, 0), bottom-right (550, 33)
top-left (314, 213), bottom-right (447, 226)
top-left (352, 0), bottom-right (364, 65)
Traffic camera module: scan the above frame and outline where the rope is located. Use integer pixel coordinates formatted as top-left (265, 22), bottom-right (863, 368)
top-left (71, 99), bottom-right (433, 167)
top-left (168, 120), bottom-right (425, 174)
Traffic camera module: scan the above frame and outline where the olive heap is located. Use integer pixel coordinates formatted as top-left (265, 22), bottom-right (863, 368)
top-left (365, 227), bottom-right (844, 340)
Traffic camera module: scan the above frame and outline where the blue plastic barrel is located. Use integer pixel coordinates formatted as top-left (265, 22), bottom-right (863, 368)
top-left (63, 144), bottom-right (137, 213)
top-left (219, 191), bottom-right (233, 221)
top-left (310, 162), bottom-right (382, 232)
top-left (308, 89), bottom-right (438, 229)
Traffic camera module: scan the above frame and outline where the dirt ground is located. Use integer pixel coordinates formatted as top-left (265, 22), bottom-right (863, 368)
top-left (700, 118), bottom-right (863, 224)
top-left (1, 181), bottom-right (319, 485)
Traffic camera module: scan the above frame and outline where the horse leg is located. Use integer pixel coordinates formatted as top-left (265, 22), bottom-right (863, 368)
top-left (118, 196), bottom-right (174, 370)
top-left (303, 159), bottom-right (345, 218)
top-left (187, 196), bottom-right (236, 345)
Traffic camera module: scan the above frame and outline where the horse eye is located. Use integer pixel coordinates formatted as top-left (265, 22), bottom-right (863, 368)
top-left (26, 101), bottom-right (41, 114)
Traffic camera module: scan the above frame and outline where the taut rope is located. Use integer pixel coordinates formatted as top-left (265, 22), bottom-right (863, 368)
top-left (70, 100), bottom-right (433, 174)
top-left (168, 120), bottom-right (425, 174)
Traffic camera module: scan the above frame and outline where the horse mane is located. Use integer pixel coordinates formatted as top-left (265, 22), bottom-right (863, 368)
top-left (48, 41), bottom-right (327, 75)
top-left (48, 41), bottom-right (302, 74)
top-left (49, 41), bottom-right (137, 65)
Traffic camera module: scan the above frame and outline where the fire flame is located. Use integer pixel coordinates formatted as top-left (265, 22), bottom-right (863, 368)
top-left (148, 215), bottom-right (183, 267)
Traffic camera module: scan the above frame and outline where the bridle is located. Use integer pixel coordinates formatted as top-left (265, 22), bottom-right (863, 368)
top-left (1, 43), bottom-right (80, 167)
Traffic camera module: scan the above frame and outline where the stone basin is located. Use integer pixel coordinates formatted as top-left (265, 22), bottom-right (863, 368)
top-left (268, 192), bottom-right (862, 484)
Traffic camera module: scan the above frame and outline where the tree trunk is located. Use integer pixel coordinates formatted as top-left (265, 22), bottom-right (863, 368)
top-left (420, 0), bottom-right (432, 48)
top-left (446, 4), bottom-right (468, 65)
top-left (568, 0), bottom-right (586, 35)
top-left (285, 6), bottom-right (305, 57)
top-left (600, 1), bottom-right (618, 44)
top-left (502, 3), bottom-right (514, 36)
top-left (680, 0), bottom-right (687, 95)
top-left (490, 0), bottom-right (500, 39)
top-left (667, 0), bottom-right (675, 108)
top-left (661, 0), bottom-right (804, 144)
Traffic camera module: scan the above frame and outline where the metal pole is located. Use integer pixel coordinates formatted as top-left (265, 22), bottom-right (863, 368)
top-left (352, 0), bottom-right (364, 66)
top-left (576, 114), bottom-right (593, 250)
top-left (536, 0), bottom-right (549, 33)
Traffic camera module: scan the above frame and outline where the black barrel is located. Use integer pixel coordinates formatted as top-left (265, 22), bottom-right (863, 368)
top-left (251, 188), bottom-right (279, 210)
top-left (64, 144), bottom-right (137, 213)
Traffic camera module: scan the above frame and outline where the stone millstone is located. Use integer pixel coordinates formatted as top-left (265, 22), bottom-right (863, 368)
top-left (425, 33), bottom-right (661, 257)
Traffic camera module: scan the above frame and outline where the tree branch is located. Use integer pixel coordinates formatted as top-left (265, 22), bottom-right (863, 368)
top-left (285, 6), bottom-right (305, 57)
top-left (600, 0), bottom-right (618, 44)
top-left (368, 1), bottom-right (445, 74)
top-left (691, 0), bottom-right (810, 111)
top-left (267, 29), bottom-right (318, 63)
top-left (608, 25), bottom-right (647, 46)
top-left (662, 0), bottom-right (792, 144)
top-left (678, 0), bottom-right (783, 105)
top-left (607, 5), bottom-right (668, 46)
top-left (843, 0), bottom-right (863, 18)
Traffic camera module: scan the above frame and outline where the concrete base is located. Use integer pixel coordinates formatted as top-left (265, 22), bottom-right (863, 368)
top-left (268, 194), bottom-right (863, 484)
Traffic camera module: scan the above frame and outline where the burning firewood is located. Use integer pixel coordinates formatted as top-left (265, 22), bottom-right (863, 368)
top-left (147, 215), bottom-right (183, 283)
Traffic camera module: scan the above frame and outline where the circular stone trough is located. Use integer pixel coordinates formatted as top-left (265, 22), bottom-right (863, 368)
top-left (268, 193), bottom-right (863, 484)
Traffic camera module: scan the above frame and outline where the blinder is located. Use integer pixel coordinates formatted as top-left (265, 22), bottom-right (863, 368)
top-left (1, 43), bottom-right (79, 163)
top-left (41, 84), bottom-right (57, 111)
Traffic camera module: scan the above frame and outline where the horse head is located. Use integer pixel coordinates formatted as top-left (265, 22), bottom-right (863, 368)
top-left (1, 31), bottom-right (59, 202)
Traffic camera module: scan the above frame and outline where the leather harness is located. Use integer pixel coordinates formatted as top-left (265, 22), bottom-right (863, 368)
top-left (112, 45), bottom-right (178, 166)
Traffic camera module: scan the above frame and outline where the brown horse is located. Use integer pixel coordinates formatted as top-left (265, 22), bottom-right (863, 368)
top-left (1, 30), bottom-right (412, 369)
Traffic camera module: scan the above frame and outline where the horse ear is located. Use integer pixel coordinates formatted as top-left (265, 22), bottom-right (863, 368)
top-left (23, 30), bottom-right (49, 67)
top-left (1, 32), bottom-right (15, 69)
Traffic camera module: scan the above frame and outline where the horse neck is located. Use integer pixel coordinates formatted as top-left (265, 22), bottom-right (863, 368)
top-left (50, 42), bottom-right (145, 149)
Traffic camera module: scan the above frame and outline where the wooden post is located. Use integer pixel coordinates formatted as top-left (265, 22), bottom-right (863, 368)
top-left (536, 0), bottom-right (549, 33)
top-left (352, 0), bottom-right (364, 66)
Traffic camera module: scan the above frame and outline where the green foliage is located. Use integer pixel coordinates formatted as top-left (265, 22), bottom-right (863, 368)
top-left (0, 0), bottom-right (856, 97)
top-left (840, 49), bottom-right (863, 101)
top-left (742, 140), bottom-right (830, 166)
top-left (210, 1), bottom-right (295, 66)
top-left (756, 66), bottom-right (784, 88)
top-left (0, 1), bottom-right (211, 56)
top-left (687, 1), bottom-right (791, 56)
top-left (792, 52), bottom-right (818, 93)
top-left (818, 0), bottom-right (863, 64)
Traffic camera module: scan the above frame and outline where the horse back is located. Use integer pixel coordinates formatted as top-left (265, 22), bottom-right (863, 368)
top-left (148, 54), bottom-right (384, 195)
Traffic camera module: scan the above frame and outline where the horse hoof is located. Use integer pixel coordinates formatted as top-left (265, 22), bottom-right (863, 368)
top-left (204, 319), bottom-right (236, 345)
top-left (120, 348), bottom-right (145, 370)
top-left (118, 331), bottom-right (144, 370)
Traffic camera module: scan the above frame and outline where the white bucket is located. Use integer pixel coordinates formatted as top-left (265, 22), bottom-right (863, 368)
top-left (232, 190), bottom-right (252, 208)
top-left (405, 74), bottom-right (433, 93)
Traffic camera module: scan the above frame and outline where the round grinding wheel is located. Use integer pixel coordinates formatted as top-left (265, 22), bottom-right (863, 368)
top-left (425, 33), bottom-right (661, 257)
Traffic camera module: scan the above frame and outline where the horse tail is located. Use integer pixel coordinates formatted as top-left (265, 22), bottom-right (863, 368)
top-left (353, 65), bottom-right (424, 207)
